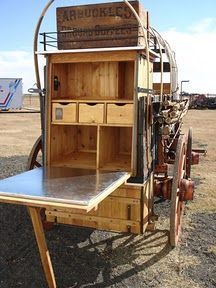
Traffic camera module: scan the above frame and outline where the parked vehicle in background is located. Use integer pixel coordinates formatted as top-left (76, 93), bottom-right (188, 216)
top-left (0, 78), bottom-right (23, 110)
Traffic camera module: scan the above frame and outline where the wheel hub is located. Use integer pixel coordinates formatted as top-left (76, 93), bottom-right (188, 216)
top-left (179, 178), bottom-right (194, 201)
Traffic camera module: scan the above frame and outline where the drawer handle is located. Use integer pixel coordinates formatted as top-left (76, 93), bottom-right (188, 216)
top-left (55, 108), bottom-right (63, 120)
top-left (85, 103), bottom-right (97, 106)
top-left (113, 103), bottom-right (126, 107)
top-left (58, 102), bottom-right (71, 106)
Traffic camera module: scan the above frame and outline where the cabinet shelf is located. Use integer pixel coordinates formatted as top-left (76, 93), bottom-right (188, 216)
top-left (52, 151), bottom-right (97, 169)
top-left (51, 61), bottom-right (134, 101)
top-left (51, 99), bottom-right (134, 104)
top-left (100, 154), bottom-right (131, 171)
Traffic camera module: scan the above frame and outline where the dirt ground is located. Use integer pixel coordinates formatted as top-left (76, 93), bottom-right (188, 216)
top-left (0, 102), bottom-right (215, 288)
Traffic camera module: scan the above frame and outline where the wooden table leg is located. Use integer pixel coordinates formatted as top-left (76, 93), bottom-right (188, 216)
top-left (29, 207), bottom-right (56, 288)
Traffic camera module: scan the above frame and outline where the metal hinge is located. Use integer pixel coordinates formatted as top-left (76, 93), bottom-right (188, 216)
top-left (28, 88), bottom-right (46, 96)
top-left (137, 87), bottom-right (154, 95)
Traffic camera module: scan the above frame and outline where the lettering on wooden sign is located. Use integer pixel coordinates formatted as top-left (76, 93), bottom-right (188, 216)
top-left (56, 1), bottom-right (148, 49)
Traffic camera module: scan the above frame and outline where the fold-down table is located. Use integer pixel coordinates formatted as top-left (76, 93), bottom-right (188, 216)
top-left (0, 167), bottom-right (130, 288)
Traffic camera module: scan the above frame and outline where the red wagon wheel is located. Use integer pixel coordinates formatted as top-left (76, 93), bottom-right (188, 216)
top-left (186, 127), bottom-right (192, 179)
top-left (26, 135), bottom-right (42, 170)
top-left (170, 134), bottom-right (187, 247)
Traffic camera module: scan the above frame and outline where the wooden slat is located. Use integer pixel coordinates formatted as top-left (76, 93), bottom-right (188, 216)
top-left (50, 51), bottom-right (137, 63)
top-left (112, 186), bottom-right (141, 199)
top-left (47, 210), bottom-right (139, 227)
top-left (51, 216), bottom-right (140, 233)
top-left (107, 103), bottom-right (134, 125)
top-left (153, 83), bottom-right (171, 94)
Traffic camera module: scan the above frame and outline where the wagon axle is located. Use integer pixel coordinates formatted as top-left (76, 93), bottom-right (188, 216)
top-left (154, 177), bottom-right (194, 201)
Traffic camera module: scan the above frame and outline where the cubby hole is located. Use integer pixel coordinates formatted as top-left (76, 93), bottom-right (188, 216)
top-left (99, 126), bottom-right (132, 171)
top-left (51, 61), bottom-right (134, 101)
top-left (50, 125), bottom-right (97, 169)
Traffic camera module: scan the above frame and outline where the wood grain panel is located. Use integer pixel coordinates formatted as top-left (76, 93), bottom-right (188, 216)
top-left (56, 1), bottom-right (148, 49)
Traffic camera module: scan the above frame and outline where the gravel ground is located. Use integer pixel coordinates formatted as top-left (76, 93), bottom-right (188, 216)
top-left (0, 107), bottom-right (215, 288)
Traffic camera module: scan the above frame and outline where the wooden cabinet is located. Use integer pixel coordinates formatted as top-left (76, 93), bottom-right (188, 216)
top-left (44, 50), bottom-right (154, 234)
top-left (47, 51), bottom-right (138, 172)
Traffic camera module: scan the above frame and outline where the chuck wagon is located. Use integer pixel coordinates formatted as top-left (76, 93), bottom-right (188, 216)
top-left (0, 1), bottom-right (199, 287)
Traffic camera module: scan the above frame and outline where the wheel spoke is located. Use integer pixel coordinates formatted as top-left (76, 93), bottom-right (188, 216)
top-left (170, 135), bottom-right (186, 247)
top-left (35, 161), bottom-right (42, 168)
top-left (27, 136), bottom-right (43, 170)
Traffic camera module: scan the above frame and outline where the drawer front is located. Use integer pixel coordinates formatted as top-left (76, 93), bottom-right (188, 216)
top-left (79, 103), bottom-right (104, 123)
top-left (52, 103), bottom-right (77, 123)
top-left (107, 104), bottom-right (133, 125)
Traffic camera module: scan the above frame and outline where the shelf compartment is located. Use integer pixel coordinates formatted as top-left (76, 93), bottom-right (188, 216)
top-left (52, 151), bottom-right (96, 169)
top-left (51, 61), bottom-right (134, 101)
top-left (79, 103), bottom-right (104, 124)
top-left (50, 125), bottom-right (97, 169)
top-left (99, 126), bottom-right (132, 171)
top-left (52, 102), bottom-right (77, 123)
top-left (107, 103), bottom-right (133, 125)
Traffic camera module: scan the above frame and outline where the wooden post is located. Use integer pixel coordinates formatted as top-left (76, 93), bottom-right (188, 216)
top-left (29, 207), bottom-right (56, 288)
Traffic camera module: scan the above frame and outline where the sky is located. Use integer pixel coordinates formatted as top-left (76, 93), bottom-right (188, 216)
top-left (0, 0), bottom-right (215, 94)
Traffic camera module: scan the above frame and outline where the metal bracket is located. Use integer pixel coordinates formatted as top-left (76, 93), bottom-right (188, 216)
top-left (28, 88), bottom-right (46, 95)
top-left (137, 87), bottom-right (154, 95)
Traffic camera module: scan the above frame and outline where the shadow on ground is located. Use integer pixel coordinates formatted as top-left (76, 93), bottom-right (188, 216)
top-left (0, 201), bottom-right (171, 288)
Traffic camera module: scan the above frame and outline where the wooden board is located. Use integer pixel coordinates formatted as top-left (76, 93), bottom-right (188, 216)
top-left (79, 103), bottom-right (104, 124)
top-left (107, 103), bottom-right (134, 124)
top-left (56, 1), bottom-right (148, 49)
top-left (45, 184), bottom-right (143, 234)
top-left (153, 83), bottom-right (171, 94)
top-left (52, 102), bottom-right (77, 123)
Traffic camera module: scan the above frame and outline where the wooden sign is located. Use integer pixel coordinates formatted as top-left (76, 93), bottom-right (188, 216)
top-left (56, 1), bottom-right (148, 49)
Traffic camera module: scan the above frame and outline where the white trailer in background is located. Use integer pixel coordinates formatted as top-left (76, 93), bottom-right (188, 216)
top-left (0, 78), bottom-right (23, 110)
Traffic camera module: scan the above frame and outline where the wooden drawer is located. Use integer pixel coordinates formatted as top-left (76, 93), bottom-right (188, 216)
top-left (107, 103), bottom-right (133, 125)
top-left (52, 102), bottom-right (77, 123)
top-left (79, 103), bottom-right (104, 123)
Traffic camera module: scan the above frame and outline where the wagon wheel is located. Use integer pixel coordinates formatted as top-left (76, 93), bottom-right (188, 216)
top-left (26, 135), bottom-right (42, 170)
top-left (170, 134), bottom-right (187, 247)
top-left (186, 128), bottom-right (192, 179)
